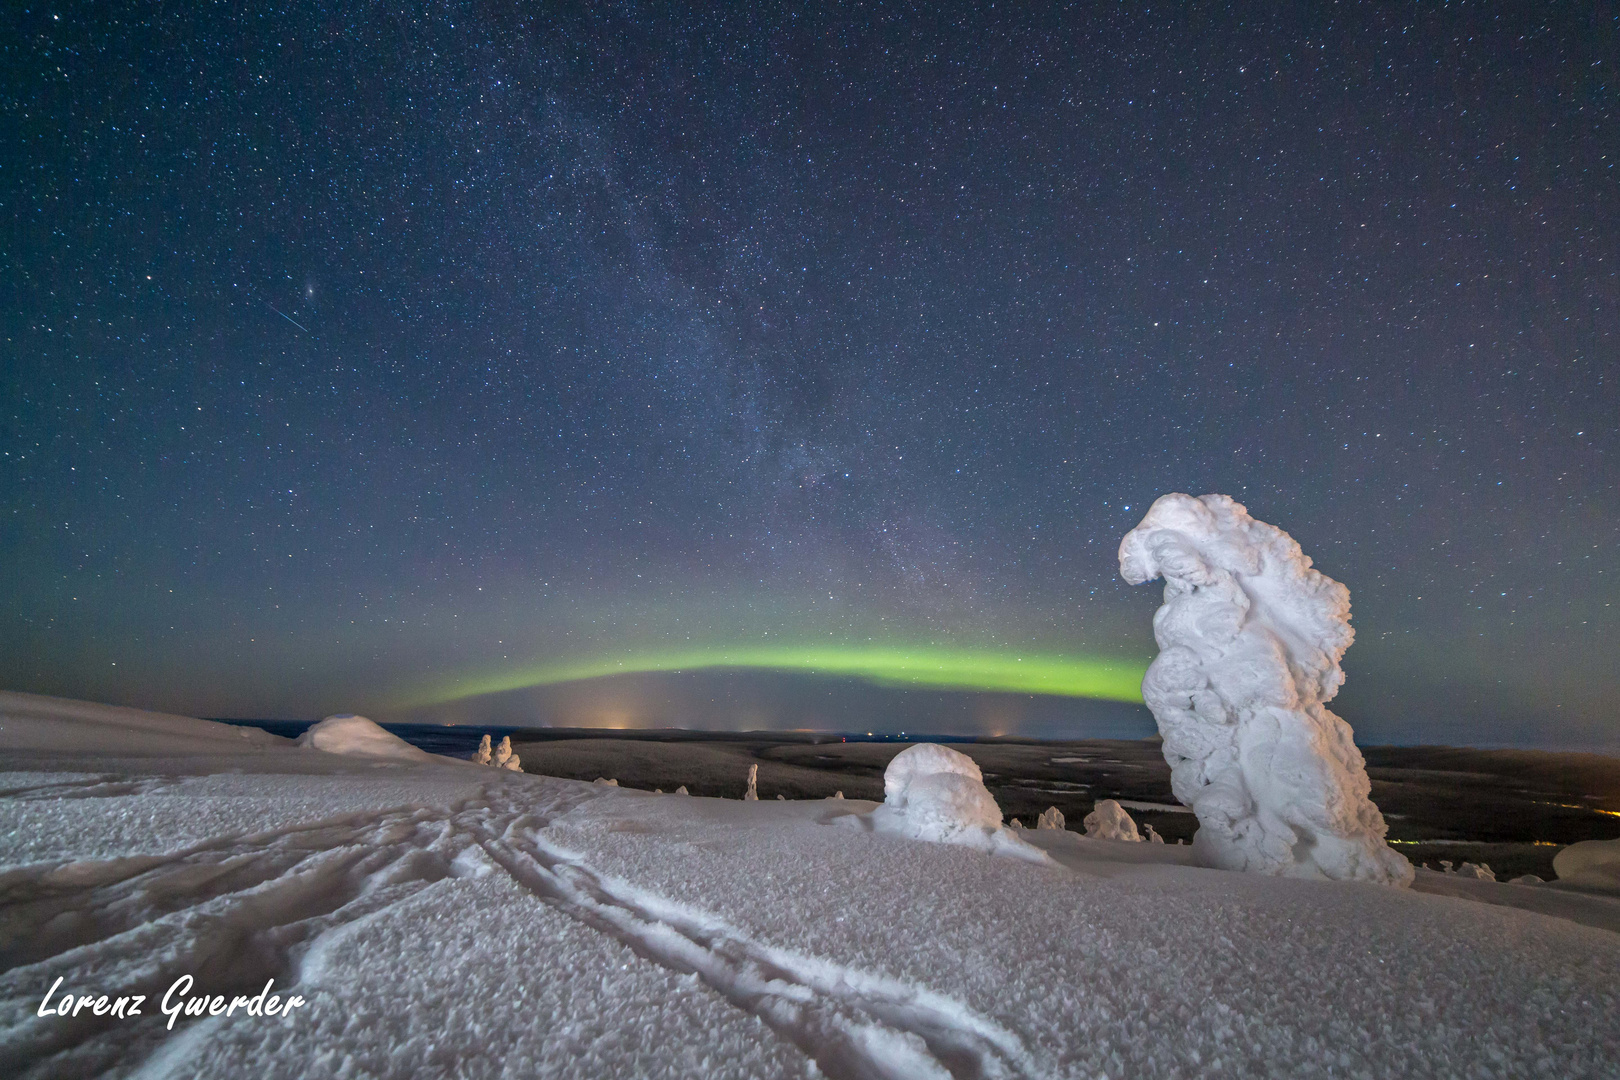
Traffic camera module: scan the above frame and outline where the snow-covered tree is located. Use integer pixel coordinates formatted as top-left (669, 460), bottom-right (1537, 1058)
top-left (1083, 799), bottom-right (1141, 842)
top-left (1120, 493), bottom-right (1412, 885)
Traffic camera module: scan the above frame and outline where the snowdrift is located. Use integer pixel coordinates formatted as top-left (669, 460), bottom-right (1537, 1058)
top-left (296, 714), bottom-right (436, 762)
top-left (0, 690), bottom-right (289, 756)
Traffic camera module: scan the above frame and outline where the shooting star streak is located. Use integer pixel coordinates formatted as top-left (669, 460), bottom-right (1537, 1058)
top-left (266, 303), bottom-right (310, 333)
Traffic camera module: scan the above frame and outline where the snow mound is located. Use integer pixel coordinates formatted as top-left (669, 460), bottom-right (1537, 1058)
top-left (881, 744), bottom-right (1002, 831)
top-left (1083, 799), bottom-right (1142, 842)
top-left (856, 744), bottom-right (1047, 863)
top-left (1554, 839), bottom-right (1620, 894)
top-left (1120, 493), bottom-right (1413, 886)
top-left (296, 715), bottom-right (434, 762)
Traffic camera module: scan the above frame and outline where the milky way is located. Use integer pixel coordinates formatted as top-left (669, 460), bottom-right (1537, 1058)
top-left (4, 4), bottom-right (1615, 747)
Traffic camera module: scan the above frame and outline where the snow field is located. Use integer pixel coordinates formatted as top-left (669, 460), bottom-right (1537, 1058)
top-left (1, 695), bottom-right (1617, 1079)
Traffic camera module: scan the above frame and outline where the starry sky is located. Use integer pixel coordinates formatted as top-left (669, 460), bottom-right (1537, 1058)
top-left (3, 2), bottom-right (1616, 749)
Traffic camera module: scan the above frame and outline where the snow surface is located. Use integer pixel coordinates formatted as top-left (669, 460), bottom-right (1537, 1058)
top-left (296, 715), bottom-right (439, 763)
top-left (1120, 494), bottom-right (1413, 885)
top-left (2, 693), bottom-right (1618, 1078)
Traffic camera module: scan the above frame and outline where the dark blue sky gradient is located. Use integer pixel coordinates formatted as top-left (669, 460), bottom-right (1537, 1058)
top-left (3, 2), bottom-right (1616, 748)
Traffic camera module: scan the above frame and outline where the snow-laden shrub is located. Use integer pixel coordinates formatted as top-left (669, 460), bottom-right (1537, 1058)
top-left (882, 744), bottom-right (1002, 830)
top-left (1083, 799), bottom-right (1142, 842)
top-left (1036, 806), bottom-right (1065, 831)
top-left (1120, 493), bottom-right (1412, 886)
top-left (1553, 839), bottom-right (1620, 894)
top-left (744, 764), bottom-right (759, 801)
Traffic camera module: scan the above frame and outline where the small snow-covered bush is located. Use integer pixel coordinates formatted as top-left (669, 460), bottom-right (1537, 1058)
top-left (1036, 807), bottom-right (1065, 831)
top-left (876, 744), bottom-right (1003, 837)
top-left (844, 744), bottom-right (1049, 863)
top-left (1553, 839), bottom-right (1620, 893)
top-left (1083, 799), bottom-right (1142, 842)
top-left (744, 764), bottom-right (759, 801)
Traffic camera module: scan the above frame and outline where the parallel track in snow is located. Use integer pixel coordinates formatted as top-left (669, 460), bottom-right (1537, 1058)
top-left (0, 781), bottom-right (1040, 1080)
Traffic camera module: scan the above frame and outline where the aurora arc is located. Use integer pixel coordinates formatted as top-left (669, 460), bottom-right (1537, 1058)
top-left (405, 646), bottom-right (1149, 708)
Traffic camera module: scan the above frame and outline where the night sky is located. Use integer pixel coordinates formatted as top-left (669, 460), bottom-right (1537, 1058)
top-left (4, 3), bottom-right (1616, 749)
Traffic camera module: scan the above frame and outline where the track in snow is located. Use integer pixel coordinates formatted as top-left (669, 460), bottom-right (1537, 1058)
top-left (471, 812), bottom-right (1037, 1080)
top-left (1, 781), bottom-right (1038, 1080)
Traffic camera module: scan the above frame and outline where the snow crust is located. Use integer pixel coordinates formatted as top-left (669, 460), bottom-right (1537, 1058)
top-left (1120, 493), bottom-right (1413, 885)
top-left (1083, 799), bottom-right (1142, 842)
top-left (296, 714), bottom-right (436, 762)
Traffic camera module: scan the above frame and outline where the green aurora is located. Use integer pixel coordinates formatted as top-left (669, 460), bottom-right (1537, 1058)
top-left (403, 645), bottom-right (1149, 708)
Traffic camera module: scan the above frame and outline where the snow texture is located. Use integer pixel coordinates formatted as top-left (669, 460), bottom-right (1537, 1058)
top-left (296, 715), bottom-right (435, 763)
top-left (3, 694), bottom-right (1620, 1079)
top-left (1036, 807), bottom-right (1065, 831)
top-left (1083, 799), bottom-right (1142, 842)
top-left (1119, 493), bottom-right (1413, 886)
top-left (1554, 839), bottom-right (1620, 894)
